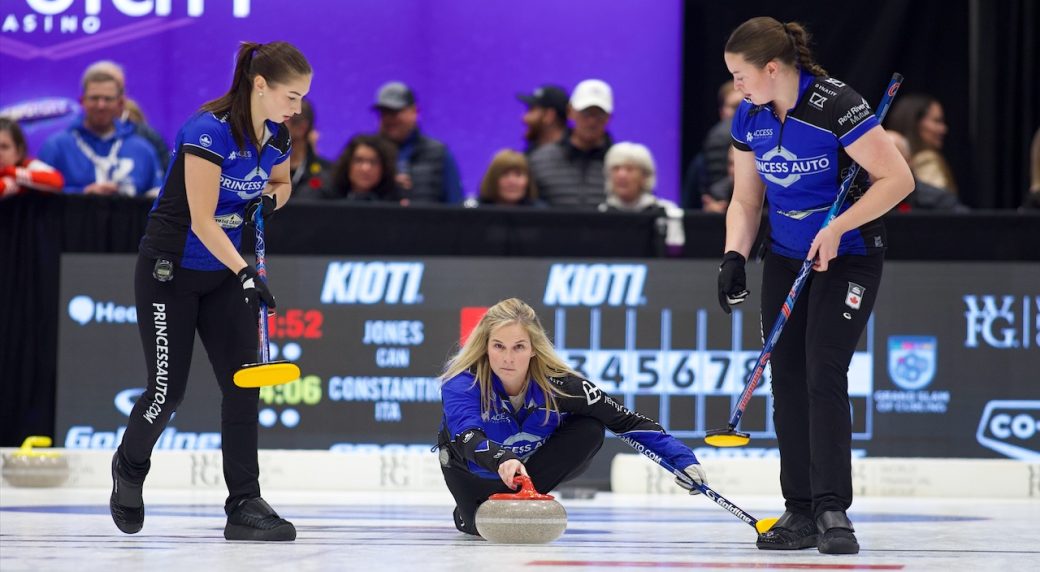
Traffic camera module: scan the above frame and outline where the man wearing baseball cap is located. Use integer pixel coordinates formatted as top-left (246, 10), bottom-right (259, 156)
top-left (516, 84), bottom-right (568, 154)
top-left (373, 81), bottom-right (463, 204)
top-left (528, 79), bottom-right (615, 208)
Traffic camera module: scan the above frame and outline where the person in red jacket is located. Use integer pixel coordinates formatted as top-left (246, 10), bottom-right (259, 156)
top-left (0, 117), bottom-right (63, 197)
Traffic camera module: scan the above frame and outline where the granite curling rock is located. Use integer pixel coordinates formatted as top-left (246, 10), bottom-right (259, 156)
top-left (2, 436), bottom-right (70, 488)
top-left (475, 475), bottom-right (567, 544)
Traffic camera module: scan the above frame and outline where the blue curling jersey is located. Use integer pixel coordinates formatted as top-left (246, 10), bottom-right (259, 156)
top-left (139, 112), bottom-right (290, 270)
top-left (731, 70), bottom-right (884, 258)
top-left (439, 372), bottom-right (698, 480)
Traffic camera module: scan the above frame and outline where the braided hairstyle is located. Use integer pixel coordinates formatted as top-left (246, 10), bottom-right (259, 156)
top-left (725, 17), bottom-right (828, 77)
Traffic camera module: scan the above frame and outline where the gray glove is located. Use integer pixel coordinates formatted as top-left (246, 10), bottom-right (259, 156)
top-left (674, 464), bottom-right (708, 495)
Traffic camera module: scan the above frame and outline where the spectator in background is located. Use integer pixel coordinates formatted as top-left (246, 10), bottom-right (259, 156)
top-left (529, 79), bottom-right (615, 208)
top-left (1019, 127), bottom-right (1040, 210)
top-left (887, 94), bottom-right (958, 196)
top-left (374, 81), bottom-right (463, 204)
top-left (285, 99), bottom-right (330, 200)
top-left (86, 60), bottom-right (170, 172)
top-left (324, 134), bottom-right (403, 203)
top-left (597, 142), bottom-right (684, 252)
top-left (683, 81), bottom-right (744, 209)
top-left (703, 145), bottom-right (734, 213)
top-left (516, 84), bottom-right (569, 154)
top-left (884, 131), bottom-right (968, 212)
top-left (0, 117), bottom-right (64, 197)
top-left (38, 66), bottom-right (162, 196)
top-left (466, 149), bottom-right (543, 207)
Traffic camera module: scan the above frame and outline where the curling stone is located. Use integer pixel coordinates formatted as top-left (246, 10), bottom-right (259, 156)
top-left (2, 436), bottom-right (70, 488)
top-left (475, 475), bottom-right (567, 544)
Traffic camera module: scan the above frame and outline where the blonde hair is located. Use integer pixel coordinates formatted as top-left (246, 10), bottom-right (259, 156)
top-left (441, 298), bottom-right (577, 422)
top-left (479, 149), bottom-right (538, 203)
top-left (604, 141), bottom-right (657, 195)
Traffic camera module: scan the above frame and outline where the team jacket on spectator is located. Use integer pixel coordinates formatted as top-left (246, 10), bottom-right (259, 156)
top-left (529, 134), bottom-right (613, 208)
top-left (731, 70), bottom-right (883, 258)
top-left (139, 112), bottom-right (290, 271)
top-left (397, 129), bottom-right (462, 204)
top-left (438, 372), bottom-right (698, 480)
top-left (0, 157), bottom-right (64, 197)
top-left (38, 118), bottom-right (162, 196)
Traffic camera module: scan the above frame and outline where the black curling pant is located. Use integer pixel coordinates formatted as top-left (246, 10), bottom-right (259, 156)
top-left (117, 254), bottom-right (261, 515)
top-left (761, 251), bottom-right (882, 519)
top-left (441, 415), bottom-right (605, 534)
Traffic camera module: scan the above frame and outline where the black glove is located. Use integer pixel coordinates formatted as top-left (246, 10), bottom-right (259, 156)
top-left (245, 194), bottom-right (277, 225)
top-left (237, 266), bottom-right (276, 316)
top-left (717, 251), bottom-right (750, 314)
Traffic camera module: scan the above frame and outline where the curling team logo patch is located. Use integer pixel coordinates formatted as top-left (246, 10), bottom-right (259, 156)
top-left (887, 336), bottom-right (937, 391)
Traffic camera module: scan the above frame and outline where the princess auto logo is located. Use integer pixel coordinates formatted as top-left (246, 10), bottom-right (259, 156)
top-left (977, 401), bottom-right (1040, 460)
top-left (755, 146), bottom-right (830, 188)
top-left (887, 336), bottom-right (936, 390)
top-left (219, 165), bottom-right (268, 199)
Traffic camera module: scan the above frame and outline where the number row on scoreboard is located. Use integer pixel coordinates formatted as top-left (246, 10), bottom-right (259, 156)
top-left (559, 350), bottom-right (771, 395)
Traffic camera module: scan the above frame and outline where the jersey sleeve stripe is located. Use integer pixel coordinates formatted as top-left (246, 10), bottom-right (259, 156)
top-left (182, 144), bottom-right (224, 165)
top-left (838, 116), bottom-right (880, 147)
top-left (732, 136), bottom-right (752, 152)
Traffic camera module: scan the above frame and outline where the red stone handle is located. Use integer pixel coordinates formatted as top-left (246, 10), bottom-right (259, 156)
top-left (488, 474), bottom-right (555, 500)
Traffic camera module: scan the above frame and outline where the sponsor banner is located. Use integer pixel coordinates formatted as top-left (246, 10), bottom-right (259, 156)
top-left (57, 256), bottom-right (1039, 467)
top-left (1, 1), bottom-right (682, 202)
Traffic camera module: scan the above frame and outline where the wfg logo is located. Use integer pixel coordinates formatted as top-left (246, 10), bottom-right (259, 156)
top-left (543, 263), bottom-right (646, 307)
top-left (976, 401), bottom-right (1040, 460)
top-left (321, 261), bottom-right (423, 305)
top-left (964, 295), bottom-right (1039, 349)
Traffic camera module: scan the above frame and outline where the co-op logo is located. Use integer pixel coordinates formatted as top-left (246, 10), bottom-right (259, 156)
top-left (964, 295), bottom-right (1039, 349)
top-left (977, 401), bottom-right (1040, 460)
top-left (68, 295), bottom-right (136, 325)
top-left (320, 261), bottom-right (423, 304)
top-left (543, 263), bottom-right (647, 307)
top-left (4, 1), bottom-right (251, 36)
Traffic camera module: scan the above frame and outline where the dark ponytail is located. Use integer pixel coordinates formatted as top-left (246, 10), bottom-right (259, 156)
top-left (725, 17), bottom-right (828, 77)
top-left (201, 41), bottom-right (312, 152)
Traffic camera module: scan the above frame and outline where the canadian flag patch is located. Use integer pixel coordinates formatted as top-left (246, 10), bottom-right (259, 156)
top-left (845, 282), bottom-right (865, 310)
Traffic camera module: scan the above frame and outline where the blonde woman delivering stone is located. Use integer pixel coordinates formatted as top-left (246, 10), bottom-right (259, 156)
top-left (435, 298), bottom-right (708, 537)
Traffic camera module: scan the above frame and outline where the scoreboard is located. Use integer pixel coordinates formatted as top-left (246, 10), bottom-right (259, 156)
top-left (56, 255), bottom-right (1038, 460)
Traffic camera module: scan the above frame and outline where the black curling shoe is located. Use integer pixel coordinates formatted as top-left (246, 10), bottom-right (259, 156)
top-left (224, 498), bottom-right (296, 541)
top-left (817, 510), bottom-right (860, 554)
top-left (109, 452), bottom-right (144, 534)
top-left (756, 511), bottom-right (818, 550)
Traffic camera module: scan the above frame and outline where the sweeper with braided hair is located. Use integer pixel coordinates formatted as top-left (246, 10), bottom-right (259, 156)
top-left (718, 17), bottom-right (913, 554)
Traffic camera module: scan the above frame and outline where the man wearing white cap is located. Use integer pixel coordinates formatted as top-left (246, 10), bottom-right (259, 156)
top-left (529, 79), bottom-right (614, 208)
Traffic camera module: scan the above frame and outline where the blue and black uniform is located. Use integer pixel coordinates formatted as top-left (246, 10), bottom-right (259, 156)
top-left (731, 71), bottom-right (883, 519)
top-left (437, 372), bottom-right (698, 534)
top-left (117, 112), bottom-right (290, 514)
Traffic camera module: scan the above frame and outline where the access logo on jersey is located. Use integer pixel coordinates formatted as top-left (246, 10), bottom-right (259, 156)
top-left (219, 165), bottom-right (268, 199)
top-left (887, 336), bottom-right (936, 391)
top-left (755, 146), bottom-right (831, 188)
